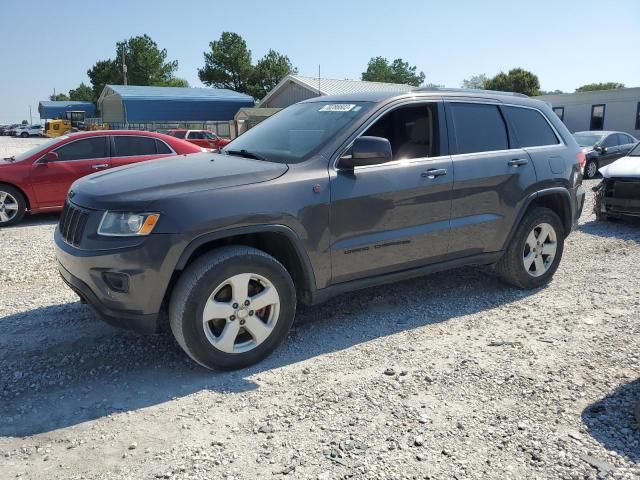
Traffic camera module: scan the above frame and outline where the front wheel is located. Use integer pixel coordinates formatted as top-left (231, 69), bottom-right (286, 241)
top-left (0, 185), bottom-right (27, 227)
top-left (169, 246), bottom-right (296, 370)
top-left (20, 132), bottom-right (29, 138)
top-left (495, 207), bottom-right (565, 289)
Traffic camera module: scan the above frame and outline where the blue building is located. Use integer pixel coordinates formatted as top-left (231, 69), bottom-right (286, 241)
top-left (97, 85), bottom-right (255, 124)
top-left (38, 101), bottom-right (97, 120)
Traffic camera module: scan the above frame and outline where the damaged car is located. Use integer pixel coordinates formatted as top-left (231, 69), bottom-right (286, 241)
top-left (593, 142), bottom-right (640, 221)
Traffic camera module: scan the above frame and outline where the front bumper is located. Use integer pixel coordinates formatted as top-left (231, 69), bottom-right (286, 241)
top-left (55, 227), bottom-right (184, 334)
top-left (572, 184), bottom-right (586, 229)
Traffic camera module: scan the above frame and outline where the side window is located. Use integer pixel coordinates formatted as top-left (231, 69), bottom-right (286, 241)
top-left (590, 104), bottom-right (605, 130)
top-left (362, 103), bottom-right (439, 160)
top-left (553, 107), bottom-right (564, 121)
top-left (155, 139), bottom-right (172, 154)
top-left (188, 131), bottom-right (204, 140)
top-left (449, 103), bottom-right (508, 154)
top-left (54, 137), bottom-right (107, 161)
top-left (505, 106), bottom-right (559, 148)
top-left (602, 135), bottom-right (617, 148)
top-left (114, 136), bottom-right (159, 156)
top-left (173, 131), bottom-right (186, 139)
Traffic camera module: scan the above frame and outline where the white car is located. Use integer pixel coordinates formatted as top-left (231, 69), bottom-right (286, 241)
top-left (13, 125), bottom-right (43, 138)
top-left (593, 142), bottom-right (640, 220)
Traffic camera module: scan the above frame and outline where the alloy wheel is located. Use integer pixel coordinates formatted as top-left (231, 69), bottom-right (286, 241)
top-left (586, 161), bottom-right (597, 178)
top-left (202, 273), bottom-right (280, 354)
top-left (522, 222), bottom-right (557, 277)
top-left (0, 191), bottom-right (19, 224)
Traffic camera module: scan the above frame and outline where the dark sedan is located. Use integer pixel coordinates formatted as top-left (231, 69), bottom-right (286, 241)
top-left (574, 131), bottom-right (638, 179)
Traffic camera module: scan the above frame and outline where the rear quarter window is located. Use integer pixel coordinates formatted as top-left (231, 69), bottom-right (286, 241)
top-left (504, 106), bottom-right (559, 148)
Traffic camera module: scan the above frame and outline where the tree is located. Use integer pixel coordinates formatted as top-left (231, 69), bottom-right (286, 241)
top-left (68, 82), bottom-right (94, 102)
top-left (361, 57), bottom-right (425, 86)
top-left (87, 35), bottom-right (182, 100)
top-left (21, 120), bottom-right (28, 125)
top-left (484, 68), bottom-right (540, 96)
top-left (49, 93), bottom-right (70, 101)
top-left (198, 32), bottom-right (253, 93)
top-left (462, 74), bottom-right (488, 89)
top-left (248, 49), bottom-right (297, 100)
top-left (163, 78), bottom-right (190, 87)
top-left (539, 89), bottom-right (565, 95)
top-left (575, 82), bottom-right (624, 93)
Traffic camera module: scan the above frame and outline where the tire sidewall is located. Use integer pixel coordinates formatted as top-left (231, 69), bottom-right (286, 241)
top-left (585, 159), bottom-right (598, 179)
top-left (510, 209), bottom-right (565, 288)
top-left (0, 185), bottom-right (26, 227)
top-left (174, 253), bottom-right (296, 370)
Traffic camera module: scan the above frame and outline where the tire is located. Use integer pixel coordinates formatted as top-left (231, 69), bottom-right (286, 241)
top-left (0, 184), bottom-right (27, 227)
top-left (593, 182), bottom-right (609, 221)
top-left (584, 159), bottom-right (598, 179)
top-left (495, 207), bottom-right (565, 289)
top-left (169, 246), bottom-right (296, 370)
top-left (20, 132), bottom-right (28, 138)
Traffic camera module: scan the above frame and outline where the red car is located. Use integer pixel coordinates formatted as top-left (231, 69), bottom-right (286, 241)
top-left (0, 130), bottom-right (202, 226)
top-left (167, 129), bottom-right (231, 150)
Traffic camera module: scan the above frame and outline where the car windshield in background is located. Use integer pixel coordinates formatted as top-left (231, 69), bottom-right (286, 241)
top-left (574, 133), bottom-right (604, 147)
top-left (224, 101), bottom-right (374, 164)
top-left (11, 137), bottom-right (64, 161)
top-left (629, 143), bottom-right (640, 156)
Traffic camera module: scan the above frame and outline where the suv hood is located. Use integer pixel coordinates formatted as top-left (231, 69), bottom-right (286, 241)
top-left (599, 156), bottom-right (640, 179)
top-left (70, 152), bottom-right (288, 210)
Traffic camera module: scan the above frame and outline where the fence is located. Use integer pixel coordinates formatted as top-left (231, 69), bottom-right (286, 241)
top-left (85, 119), bottom-right (231, 138)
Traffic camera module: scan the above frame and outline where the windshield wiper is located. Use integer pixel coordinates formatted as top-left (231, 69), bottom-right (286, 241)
top-left (3, 156), bottom-right (15, 162)
top-left (224, 149), bottom-right (268, 162)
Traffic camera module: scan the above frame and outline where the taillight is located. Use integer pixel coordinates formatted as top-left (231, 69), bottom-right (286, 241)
top-left (577, 151), bottom-right (586, 169)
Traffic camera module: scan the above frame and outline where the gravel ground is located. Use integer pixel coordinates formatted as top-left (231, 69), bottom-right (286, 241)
top-left (0, 136), bottom-right (638, 479)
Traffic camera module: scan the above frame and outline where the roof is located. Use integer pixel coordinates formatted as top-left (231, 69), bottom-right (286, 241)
top-left (100, 85), bottom-right (254, 103)
top-left (38, 101), bottom-right (96, 108)
top-left (536, 86), bottom-right (640, 102)
top-left (38, 101), bottom-right (96, 119)
top-left (237, 107), bottom-right (282, 117)
top-left (259, 74), bottom-right (415, 106)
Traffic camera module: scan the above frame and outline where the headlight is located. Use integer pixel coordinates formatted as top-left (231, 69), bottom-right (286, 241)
top-left (98, 212), bottom-right (160, 236)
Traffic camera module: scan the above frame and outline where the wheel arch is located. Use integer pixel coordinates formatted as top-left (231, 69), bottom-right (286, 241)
top-left (0, 181), bottom-right (31, 211)
top-left (172, 225), bottom-right (316, 305)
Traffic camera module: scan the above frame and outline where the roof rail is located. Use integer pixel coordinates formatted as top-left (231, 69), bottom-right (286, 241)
top-left (413, 87), bottom-right (529, 98)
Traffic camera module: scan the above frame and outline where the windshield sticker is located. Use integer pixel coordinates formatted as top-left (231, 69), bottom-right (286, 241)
top-left (319, 104), bottom-right (357, 112)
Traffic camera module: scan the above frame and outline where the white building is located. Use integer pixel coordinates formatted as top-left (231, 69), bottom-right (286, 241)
top-left (536, 87), bottom-right (640, 136)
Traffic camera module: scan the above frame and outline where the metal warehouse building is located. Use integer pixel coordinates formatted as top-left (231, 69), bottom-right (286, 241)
top-left (98, 85), bottom-right (255, 124)
top-left (259, 75), bottom-right (415, 108)
top-left (537, 87), bottom-right (640, 137)
top-left (38, 101), bottom-right (96, 120)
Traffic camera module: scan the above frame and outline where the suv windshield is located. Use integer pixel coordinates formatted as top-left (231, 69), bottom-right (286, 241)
top-left (224, 101), bottom-right (374, 164)
top-left (629, 143), bottom-right (640, 156)
top-left (574, 133), bottom-right (604, 147)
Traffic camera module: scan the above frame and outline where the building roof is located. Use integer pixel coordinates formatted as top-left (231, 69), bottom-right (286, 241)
top-left (259, 74), bottom-right (415, 106)
top-left (39, 101), bottom-right (96, 108)
top-left (236, 107), bottom-right (282, 118)
top-left (99, 85), bottom-right (254, 103)
top-left (38, 101), bottom-right (96, 119)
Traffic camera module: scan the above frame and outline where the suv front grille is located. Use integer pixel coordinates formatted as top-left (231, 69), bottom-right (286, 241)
top-left (611, 180), bottom-right (640, 199)
top-left (59, 202), bottom-right (89, 247)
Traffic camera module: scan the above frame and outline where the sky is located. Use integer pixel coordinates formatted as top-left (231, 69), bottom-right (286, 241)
top-left (1, 0), bottom-right (639, 123)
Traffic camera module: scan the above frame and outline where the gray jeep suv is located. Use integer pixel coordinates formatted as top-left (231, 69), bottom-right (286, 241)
top-left (55, 88), bottom-right (585, 370)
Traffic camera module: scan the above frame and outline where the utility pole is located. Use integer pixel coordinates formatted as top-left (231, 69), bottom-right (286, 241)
top-left (29, 105), bottom-right (32, 125)
top-left (122, 48), bottom-right (128, 86)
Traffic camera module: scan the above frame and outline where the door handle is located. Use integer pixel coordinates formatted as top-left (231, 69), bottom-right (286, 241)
top-left (91, 164), bottom-right (110, 170)
top-left (421, 168), bottom-right (448, 179)
top-left (508, 158), bottom-right (529, 167)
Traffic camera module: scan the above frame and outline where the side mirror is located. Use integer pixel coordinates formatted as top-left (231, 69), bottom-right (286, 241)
top-left (41, 151), bottom-right (59, 163)
top-left (338, 136), bottom-right (393, 169)
top-left (594, 145), bottom-right (606, 154)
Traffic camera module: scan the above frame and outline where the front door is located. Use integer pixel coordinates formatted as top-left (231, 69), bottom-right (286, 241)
top-left (329, 102), bottom-right (453, 284)
top-left (30, 136), bottom-right (110, 208)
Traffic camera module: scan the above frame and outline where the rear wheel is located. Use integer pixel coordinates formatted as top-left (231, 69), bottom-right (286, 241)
top-left (584, 159), bottom-right (598, 179)
top-left (169, 246), bottom-right (296, 370)
top-left (496, 207), bottom-right (564, 289)
top-left (0, 185), bottom-right (26, 227)
top-left (20, 132), bottom-right (29, 138)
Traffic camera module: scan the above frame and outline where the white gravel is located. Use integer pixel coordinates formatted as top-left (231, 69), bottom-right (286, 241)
top-left (0, 136), bottom-right (638, 479)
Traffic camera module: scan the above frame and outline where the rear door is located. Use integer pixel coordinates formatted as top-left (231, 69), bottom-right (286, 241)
top-left (109, 135), bottom-right (175, 168)
top-left (599, 134), bottom-right (622, 166)
top-left (329, 101), bottom-right (453, 283)
top-left (446, 101), bottom-right (537, 257)
top-left (30, 136), bottom-right (111, 207)
top-left (617, 133), bottom-right (637, 157)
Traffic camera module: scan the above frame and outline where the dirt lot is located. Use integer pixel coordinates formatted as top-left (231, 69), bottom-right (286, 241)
top-left (0, 136), bottom-right (638, 479)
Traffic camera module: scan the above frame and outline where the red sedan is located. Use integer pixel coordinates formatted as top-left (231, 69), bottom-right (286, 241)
top-left (0, 130), bottom-right (202, 226)
top-left (167, 129), bottom-right (231, 150)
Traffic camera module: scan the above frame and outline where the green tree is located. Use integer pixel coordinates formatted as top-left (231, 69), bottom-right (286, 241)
top-left (484, 68), bottom-right (540, 96)
top-left (87, 35), bottom-right (182, 100)
top-left (361, 57), bottom-right (425, 86)
top-left (575, 82), bottom-right (624, 93)
top-left (198, 32), bottom-right (253, 93)
top-left (461, 74), bottom-right (488, 89)
top-left (163, 77), bottom-right (190, 87)
top-left (49, 93), bottom-right (70, 101)
top-left (248, 49), bottom-right (297, 100)
top-left (68, 82), bottom-right (94, 102)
